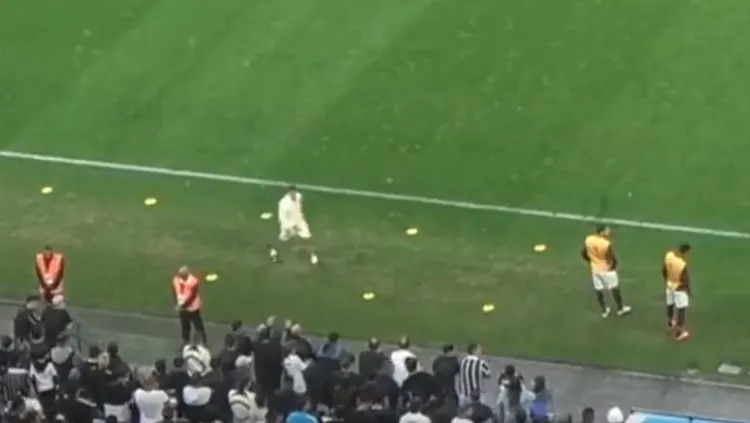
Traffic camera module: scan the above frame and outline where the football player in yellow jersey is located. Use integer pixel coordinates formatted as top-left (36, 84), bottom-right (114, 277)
top-left (663, 243), bottom-right (692, 342)
top-left (581, 225), bottom-right (631, 318)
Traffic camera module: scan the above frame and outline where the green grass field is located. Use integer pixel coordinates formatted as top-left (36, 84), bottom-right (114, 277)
top-left (3, 0), bottom-right (750, 377)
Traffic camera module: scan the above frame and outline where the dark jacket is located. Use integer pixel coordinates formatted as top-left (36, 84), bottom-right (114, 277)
top-left (287, 334), bottom-right (315, 361)
top-left (13, 306), bottom-right (42, 343)
top-left (42, 307), bottom-right (72, 346)
top-left (373, 374), bottom-right (400, 410)
top-left (50, 344), bottom-right (77, 385)
top-left (358, 350), bottom-right (386, 381)
top-left (253, 337), bottom-right (283, 393)
top-left (63, 391), bottom-right (100, 423)
top-left (165, 368), bottom-right (190, 415)
top-left (401, 371), bottom-right (439, 404)
top-left (432, 354), bottom-right (460, 399)
top-left (78, 360), bottom-right (106, 407)
top-left (464, 401), bottom-right (496, 423)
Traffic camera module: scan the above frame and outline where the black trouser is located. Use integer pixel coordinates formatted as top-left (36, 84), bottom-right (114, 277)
top-left (178, 310), bottom-right (206, 344)
top-left (38, 389), bottom-right (57, 422)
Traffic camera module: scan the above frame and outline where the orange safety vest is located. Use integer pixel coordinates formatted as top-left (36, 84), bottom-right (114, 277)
top-left (173, 274), bottom-right (202, 311)
top-left (36, 252), bottom-right (65, 297)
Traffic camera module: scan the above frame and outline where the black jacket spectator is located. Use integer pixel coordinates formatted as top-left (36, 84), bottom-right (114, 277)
top-left (347, 384), bottom-right (399, 423)
top-left (154, 358), bottom-right (169, 389)
top-left (285, 327), bottom-right (315, 362)
top-left (253, 329), bottom-right (283, 394)
top-left (401, 357), bottom-right (439, 405)
top-left (79, 347), bottom-right (106, 407)
top-left (202, 358), bottom-right (230, 422)
top-left (50, 336), bottom-right (77, 385)
top-left (218, 334), bottom-right (239, 378)
top-left (358, 338), bottom-right (386, 381)
top-left (463, 391), bottom-right (496, 423)
top-left (13, 295), bottom-right (42, 344)
top-left (42, 303), bottom-right (72, 347)
top-left (372, 369), bottom-right (399, 411)
top-left (0, 336), bottom-right (16, 368)
top-left (106, 342), bottom-right (130, 377)
top-left (27, 325), bottom-right (48, 361)
top-left (432, 344), bottom-right (460, 402)
top-left (63, 388), bottom-right (101, 423)
top-left (334, 362), bottom-right (365, 412)
top-left (303, 358), bottom-right (336, 409)
top-left (165, 357), bottom-right (190, 416)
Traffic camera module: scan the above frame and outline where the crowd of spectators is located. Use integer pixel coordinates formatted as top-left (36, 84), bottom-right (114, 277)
top-left (0, 296), bottom-right (628, 423)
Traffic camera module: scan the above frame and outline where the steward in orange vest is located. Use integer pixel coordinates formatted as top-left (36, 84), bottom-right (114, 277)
top-left (173, 265), bottom-right (206, 345)
top-left (36, 246), bottom-right (65, 302)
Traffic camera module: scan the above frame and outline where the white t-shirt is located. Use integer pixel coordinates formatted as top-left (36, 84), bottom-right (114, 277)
top-left (400, 412), bottom-right (431, 423)
top-left (235, 355), bottom-right (253, 368)
top-left (278, 193), bottom-right (303, 226)
top-left (390, 349), bottom-right (418, 387)
top-left (29, 362), bottom-right (57, 393)
top-left (183, 385), bottom-right (213, 406)
top-left (282, 353), bottom-right (307, 394)
top-left (133, 388), bottom-right (169, 423)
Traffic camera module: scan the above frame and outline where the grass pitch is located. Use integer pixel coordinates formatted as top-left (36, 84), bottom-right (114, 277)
top-left (3, 0), bottom-right (750, 377)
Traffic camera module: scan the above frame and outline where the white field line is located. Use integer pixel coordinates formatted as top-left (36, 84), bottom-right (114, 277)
top-left (1, 149), bottom-right (749, 240)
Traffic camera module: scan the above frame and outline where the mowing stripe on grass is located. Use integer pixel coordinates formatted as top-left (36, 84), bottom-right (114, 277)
top-left (1, 149), bottom-right (749, 240)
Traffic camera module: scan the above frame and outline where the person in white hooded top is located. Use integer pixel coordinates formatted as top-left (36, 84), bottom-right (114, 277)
top-left (282, 348), bottom-right (307, 395)
top-left (133, 367), bottom-right (169, 423)
top-left (182, 337), bottom-right (211, 378)
top-left (228, 376), bottom-right (267, 423)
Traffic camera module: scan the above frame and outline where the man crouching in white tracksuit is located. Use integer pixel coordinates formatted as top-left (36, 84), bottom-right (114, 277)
top-left (268, 185), bottom-right (319, 265)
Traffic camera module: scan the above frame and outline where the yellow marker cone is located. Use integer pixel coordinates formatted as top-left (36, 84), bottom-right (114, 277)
top-left (144, 197), bottom-right (158, 206)
top-left (405, 227), bottom-right (419, 236)
top-left (40, 186), bottom-right (54, 195)
top-left (260, 212), bottom-right (273, 220)
top-left (205, 273), bottom-right (218, 282)
top-left (482, 303), bottom-right (495, 313)
top-left (533, 244), bottom-right (547, 252)
top-left (362, 292), bottom-right (375, 301)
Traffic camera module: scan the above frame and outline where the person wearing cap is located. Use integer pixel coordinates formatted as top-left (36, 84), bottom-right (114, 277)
top-left (359, 338), bottom-right (386, 381)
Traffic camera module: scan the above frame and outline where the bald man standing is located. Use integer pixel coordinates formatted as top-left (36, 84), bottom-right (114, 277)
top-left (173, 266), bottom-right (206, 345)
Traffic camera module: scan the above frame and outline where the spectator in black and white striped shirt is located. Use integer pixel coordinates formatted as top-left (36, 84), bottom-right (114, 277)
top-left (456, 343), bottom-right (491, 406)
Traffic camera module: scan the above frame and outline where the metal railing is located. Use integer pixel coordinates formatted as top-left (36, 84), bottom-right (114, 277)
top-left (0, 296), bottom-right (96, 353)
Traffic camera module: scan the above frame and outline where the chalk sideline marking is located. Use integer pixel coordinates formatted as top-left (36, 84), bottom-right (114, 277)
top-left (1, 149), bottom-right (749, 240)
